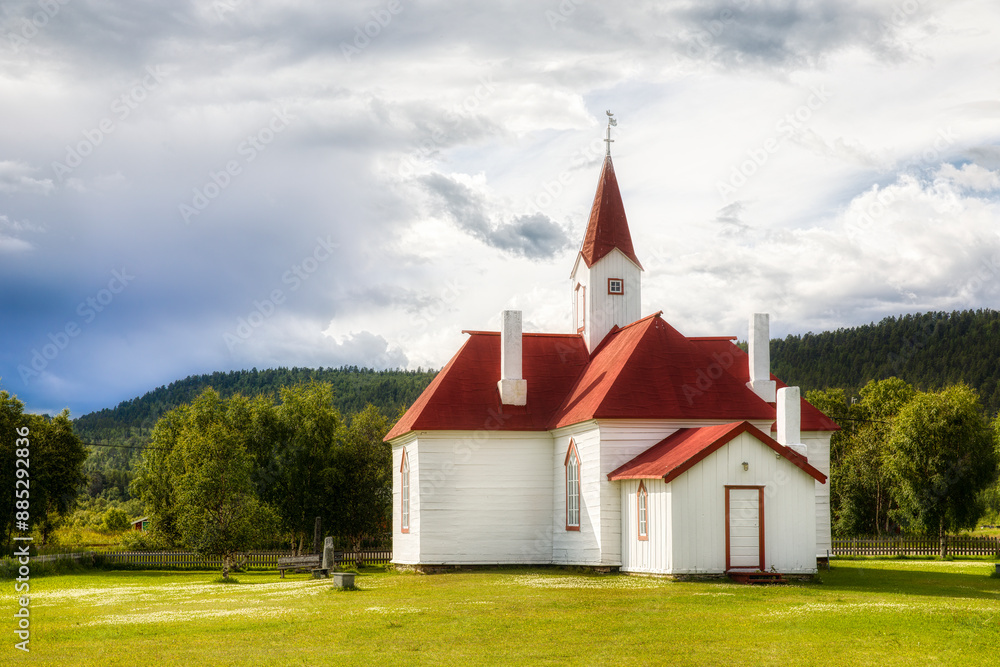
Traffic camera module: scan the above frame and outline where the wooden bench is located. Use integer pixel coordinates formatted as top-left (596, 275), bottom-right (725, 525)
top-left (277, 551), bottom-right (345, 578)
top-left (277, 555), bottom-right (323, 578)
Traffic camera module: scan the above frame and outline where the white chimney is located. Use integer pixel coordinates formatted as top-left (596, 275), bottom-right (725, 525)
top-left (777, 386), bottom-right (808, 459)
top-left (498, 310), bottom-right (527, 406)
top-left (747, 313), bottom-right (776, 402)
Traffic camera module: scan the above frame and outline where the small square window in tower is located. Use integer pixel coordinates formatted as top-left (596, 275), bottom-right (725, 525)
top-left (608, 278), bottom-right (623, 295)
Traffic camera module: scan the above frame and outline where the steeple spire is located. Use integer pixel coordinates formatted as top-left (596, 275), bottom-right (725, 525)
top-left (570, 114), bottom-right (644, 351)
top-left (604, 110), bottom-right (617, 157)
top-left (578, 153), bottom-right (642, 270)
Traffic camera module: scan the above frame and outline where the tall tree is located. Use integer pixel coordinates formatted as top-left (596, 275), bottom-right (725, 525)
top-left (0, 388), bottom-right (86, 546)
top-left (28, 409), bottom-right (88, 543)
top-left (0, 389), bottom-right (26, 546)
top-left (808, 379), bottom-right (916, 536)
top-left (267, 382), bottom-right (343, 555)
top-left (887, 384), bottom-right (1000, 556)
top-left (131, 405), bottom-right (190, 547)
top-left (172, 394), bottom-right (278, 579)
top-left (332, 404), bottom-right (392, 551)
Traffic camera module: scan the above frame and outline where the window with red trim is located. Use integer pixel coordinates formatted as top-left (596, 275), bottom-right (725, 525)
top-left (575, 283), bottom-right (586, 333)
top-left (637, 481), bottom-right (648, 541)
top-left (400, 449), bottom-right (410, 534)
top-left (608, 278), bottom-right (623, 295)
top-left (565, 440), bottom-right (581, 530)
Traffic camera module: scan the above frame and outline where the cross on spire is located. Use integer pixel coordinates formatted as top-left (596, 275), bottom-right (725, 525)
top-left (604, 110), bottom-right (617, 157)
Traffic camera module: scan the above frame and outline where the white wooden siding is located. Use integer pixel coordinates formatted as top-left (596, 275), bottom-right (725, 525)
top-left (391, 438), bottom-right (420, 564)
top-left (669, 432), bottom-right (817, 575)
top-left (412, 432), bottom-right (554, 564)
top-left (596, 420), bottom-right (681, 565)
top-left (580, 248), bottom-right (642, 352)
top-left (803, 432), bottom-right (832, 557)
top-left (620, 478), bottom-right (671, 573)
top-left (551, 423), bottom-right (603, 564)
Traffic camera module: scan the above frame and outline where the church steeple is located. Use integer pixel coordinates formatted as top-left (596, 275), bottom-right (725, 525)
top-left (570, 112), bottom-right (643, 352)
top-left (578, 153), bottom-right (643, 271)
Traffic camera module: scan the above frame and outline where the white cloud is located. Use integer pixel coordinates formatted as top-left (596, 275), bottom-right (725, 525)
top-left (3, 0), bottom-right (1000, 414)
top-left (935, 163), bottom-right (1000, 192)
top-left (0, 161), bottom-right (53, 194)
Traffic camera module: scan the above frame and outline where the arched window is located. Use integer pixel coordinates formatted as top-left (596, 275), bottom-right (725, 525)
top-left (575, 283), bottom-right (586, 334)
top-left (565, 440), bottom-right (581, 531)
top-left (400, 449), bottom-right (410, 534)
top-left (637, 481), bottom-right (648, 541)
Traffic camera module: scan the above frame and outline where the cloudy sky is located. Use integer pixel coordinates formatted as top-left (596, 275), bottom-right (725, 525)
top-left (2, 0), bottom-right (999, 417)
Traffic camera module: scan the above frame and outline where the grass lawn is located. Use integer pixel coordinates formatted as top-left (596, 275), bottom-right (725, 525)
top-left (4, 560), bottom-right (999, 666)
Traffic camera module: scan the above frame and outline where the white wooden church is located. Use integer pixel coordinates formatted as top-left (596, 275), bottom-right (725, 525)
top-left (386, 124), bottom-right (836, 576)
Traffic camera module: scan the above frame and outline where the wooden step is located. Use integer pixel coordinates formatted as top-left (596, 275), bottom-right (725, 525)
top-left (727, 570), bottom-right (787, 585)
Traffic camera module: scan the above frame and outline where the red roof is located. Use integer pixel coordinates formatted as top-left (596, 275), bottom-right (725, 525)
top-left (383, 332), bottom-right (590, 440)
top-left (687, 338), bottom-right (840, 432)
top-left (579, 156), bottom-right (643, 270)
top-left (550, 314), bottom-right (774, 428)
top-left (385, 313), bottom-right (840, 441)
top-left (607, 421), bottom-right (827, 484)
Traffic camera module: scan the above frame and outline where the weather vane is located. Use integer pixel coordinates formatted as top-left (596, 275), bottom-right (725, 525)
top-left (605, 110), bottom-right (617, 157)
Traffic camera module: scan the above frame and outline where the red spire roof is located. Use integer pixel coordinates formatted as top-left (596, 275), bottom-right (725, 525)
top-left (579, 156), bottom-right (643, 270)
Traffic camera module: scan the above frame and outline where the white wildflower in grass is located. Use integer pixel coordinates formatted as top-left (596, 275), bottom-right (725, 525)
top-left (490, 574), bottom-right (670, 590)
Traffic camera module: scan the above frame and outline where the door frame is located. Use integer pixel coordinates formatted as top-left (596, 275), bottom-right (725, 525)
top-left (725, 485), bottom-right (765, 571)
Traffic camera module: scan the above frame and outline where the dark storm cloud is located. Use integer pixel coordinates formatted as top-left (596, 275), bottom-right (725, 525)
top-left (419, 172), bottom-right (573, 260)
top-left (672, 0), bottom-right (924, 68)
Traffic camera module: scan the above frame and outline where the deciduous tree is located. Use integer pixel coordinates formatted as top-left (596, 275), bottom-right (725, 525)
top-left (887, 384), bottom-right (1000, 556)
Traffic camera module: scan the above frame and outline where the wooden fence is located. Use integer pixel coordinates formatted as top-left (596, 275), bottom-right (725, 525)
top-left (833, 536), bottom-right (1000, 557)
top-left (31, 550), bottom-right (394, 569)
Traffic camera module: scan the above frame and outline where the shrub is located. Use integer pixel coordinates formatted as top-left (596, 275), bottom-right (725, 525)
top-left (102, 507), bottom-right (131, 533)
top-left (118, 530), bottom-right (164, 551)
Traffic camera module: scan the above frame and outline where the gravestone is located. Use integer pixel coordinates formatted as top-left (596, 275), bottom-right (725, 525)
top-left (322, 536), bottom-right (336, 571)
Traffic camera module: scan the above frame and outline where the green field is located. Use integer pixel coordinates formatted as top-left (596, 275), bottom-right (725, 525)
top-left (4, 561), bottom-right (999, 665)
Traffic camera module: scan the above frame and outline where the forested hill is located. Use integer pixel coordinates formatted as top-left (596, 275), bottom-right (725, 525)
top-left (74, 366), bottom-right (438, 445)
top-left (770, 309), bottom-right (1000, 415)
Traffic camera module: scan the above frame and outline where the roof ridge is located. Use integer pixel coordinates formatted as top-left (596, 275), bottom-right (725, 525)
top-left (461, 330), bottom-right (585, 338)
top-left (615, 310), bottom-right (663, 331)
